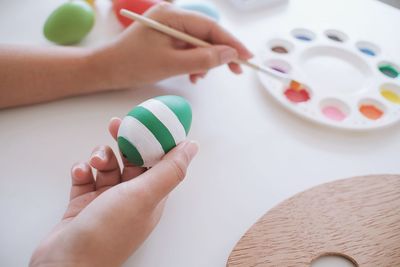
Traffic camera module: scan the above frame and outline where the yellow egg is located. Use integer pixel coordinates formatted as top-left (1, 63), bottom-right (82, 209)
top-left (85, 0), bottom-right (95, 5)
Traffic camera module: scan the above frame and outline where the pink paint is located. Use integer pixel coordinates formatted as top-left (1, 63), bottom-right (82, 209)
top-left (322, 106), bottom-right (346, 121)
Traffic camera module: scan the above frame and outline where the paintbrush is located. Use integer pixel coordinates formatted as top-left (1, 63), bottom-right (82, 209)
top-left (120, 9), bottom-right (303, 89)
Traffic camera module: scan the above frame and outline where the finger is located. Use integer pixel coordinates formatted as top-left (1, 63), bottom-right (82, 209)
top-left (189, 74), bottom-right (198, 84)
top-left (108, 116), bottom-right (133, 166)
top-left (121, 166), bottom-right (146, 182)
top-left (174, 45), bottom-right (238, 74)
top-left (70, 162), bottom-right (95, 200)
top-left (108, 117), bottom-right (121, 141)
top-left (228, 62), bottom-right (243, 74)
top-left (127, 140), bottom-right (199, 205)
top-left (89, 146), bottom-right (121, 190)
top-left (108, 117), bottom-right (146, 181)
top-left (191, 72), bottom-right (208, 79)
top-left (189, 72), bottom-right (207, 84)
top-left (149, 4), bottom-right (253, 60)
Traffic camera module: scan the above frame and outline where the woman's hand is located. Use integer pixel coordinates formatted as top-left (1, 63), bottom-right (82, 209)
top-left (30, 117), bottom-right (199, 267)
top-left (93, 2), bottom-right (253, 88)
top-left (0, 2), bottom-right (252, 108)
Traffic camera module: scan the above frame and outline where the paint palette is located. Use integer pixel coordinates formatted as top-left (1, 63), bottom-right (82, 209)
top-left (257, 28), bottom-right (400, 130)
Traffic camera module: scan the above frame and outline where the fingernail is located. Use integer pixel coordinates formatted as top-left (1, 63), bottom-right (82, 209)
top-left (110, 117), bottom-right (119, 122)
top-left (247, 50), bottom-right (255, 58)
top-left (72, 162), bottom-right (86, 174)
top-left (220, 48), bottom-right (238, 64)
top-left (91, 150), bottom-right (106, 162)
top-left (181, 140), bottom-right (199, 161)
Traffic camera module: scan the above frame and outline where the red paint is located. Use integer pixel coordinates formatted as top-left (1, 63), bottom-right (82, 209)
top-left (284, 88), bottom-right (310, 103)
top-left (113, 0), bottom-right (161, 27)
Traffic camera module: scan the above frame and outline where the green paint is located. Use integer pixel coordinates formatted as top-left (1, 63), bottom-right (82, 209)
top-left (117, 136), bottom-right (144, 166)
top-left (379, 64), bottom-right (399, 78)
top-left (128, 106), bottom-right (176, 153)
top-left (43, 0), bottom-right (95, 45)
top-left (155, 95), bottom-right (192, 135)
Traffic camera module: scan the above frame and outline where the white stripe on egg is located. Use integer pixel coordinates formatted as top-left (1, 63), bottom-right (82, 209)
top-left (139, 99), bottom-right (187, 144)
top-left (118, 116), bottom-right (165, 167)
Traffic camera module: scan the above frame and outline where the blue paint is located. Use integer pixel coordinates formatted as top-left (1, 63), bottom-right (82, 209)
top-left (359, 48), bottom-right (376, 56)
top-left (179, 2), bottom-right (220, 21)
top-left (295, 35), bottom-right (312, 41)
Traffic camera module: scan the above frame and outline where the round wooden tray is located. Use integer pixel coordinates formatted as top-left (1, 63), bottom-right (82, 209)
top-left (227, 175), bottom-right (400, 267)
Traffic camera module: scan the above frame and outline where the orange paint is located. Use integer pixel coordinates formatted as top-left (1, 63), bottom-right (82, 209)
top-left (359, 105), bottom-right (383, 120)
top-left (290, 81), bottom-right (302, 91)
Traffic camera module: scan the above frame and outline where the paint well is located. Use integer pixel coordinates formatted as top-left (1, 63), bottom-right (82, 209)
top-left (381, 90), bottom-right (400, 104)
top-left (271, 46), bottom-right (288, 53)
top-left (265, 59), bottom-right (292, 74)
top-left (291, 28), bottom-right (316, 42)
top-left (267, 39), bottom-right (294, 54)
top-left (356, 41), bottom-right (380, 57)
top-left (322, 106), bottom-right (346, 121)
top-left (284, 88), bottom-right (310, 103)
top-left (380, 83), bottom-right (400, 104)
top-left (359, 105), bottom-right (384, 120)
top-left (324, 29), bottom-right (348, 43)
top-left (320, 98), bottom-right (350, 122)
top-left (378, 64), bottom-right (399, 78)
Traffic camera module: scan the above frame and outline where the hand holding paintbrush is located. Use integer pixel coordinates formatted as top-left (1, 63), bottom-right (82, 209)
top-left (120, 8), bottom-right (304, 89)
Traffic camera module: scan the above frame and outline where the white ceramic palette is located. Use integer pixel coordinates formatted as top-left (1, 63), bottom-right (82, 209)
top-left (257, 28), bottom-right (400, 130)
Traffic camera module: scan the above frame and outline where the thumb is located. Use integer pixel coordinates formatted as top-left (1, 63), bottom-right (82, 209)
top-left (174, 45), bottom-right (238, 74)
top-left (132, 140), bottom-right (199, 204)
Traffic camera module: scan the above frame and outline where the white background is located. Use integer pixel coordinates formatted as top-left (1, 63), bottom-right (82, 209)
top-left (0, 0), bottom-right (399, 266)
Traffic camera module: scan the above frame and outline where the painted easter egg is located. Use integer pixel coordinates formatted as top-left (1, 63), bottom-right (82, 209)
top-left (178, 2), bottom-right (220, 21)
top-left (118, 95), bottom-right (192, 167)
top-left (113, 0), bottom-right (161, 27)
top-left (43, 0), bottom-right (95, 45)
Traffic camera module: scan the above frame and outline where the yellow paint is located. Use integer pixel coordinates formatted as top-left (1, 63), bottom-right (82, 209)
top-left (85, 0), bottom-right (95, 6)
top-left (381, 90), bottom-right (400, 104)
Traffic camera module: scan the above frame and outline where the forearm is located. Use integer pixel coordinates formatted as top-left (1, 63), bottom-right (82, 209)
top-left (0, 45), bottom-right (112, 109)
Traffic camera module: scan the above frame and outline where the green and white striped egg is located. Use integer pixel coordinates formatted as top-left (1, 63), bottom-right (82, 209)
top-left (117, 95), bottom-right (192, 167)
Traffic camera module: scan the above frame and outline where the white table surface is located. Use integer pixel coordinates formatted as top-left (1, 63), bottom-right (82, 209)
top-left (1, 0), bottom-right (400, 266)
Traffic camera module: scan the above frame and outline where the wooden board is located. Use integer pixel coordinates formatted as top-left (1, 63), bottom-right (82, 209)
top-left (227, 175), bottom-right (400, 267)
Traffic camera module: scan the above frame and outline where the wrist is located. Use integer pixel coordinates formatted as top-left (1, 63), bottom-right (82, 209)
top-left (80, 47), bottom-right (115, 92)
top-left (86, 42), bottom-right (142, 91)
